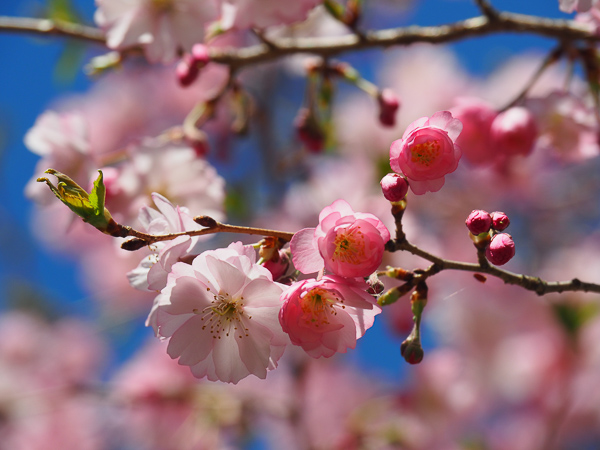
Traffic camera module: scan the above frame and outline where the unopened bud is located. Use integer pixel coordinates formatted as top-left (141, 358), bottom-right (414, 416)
top-left (400, 336), bottom-right (424, 364)
top-left (176, 54), bottom-right (200, 87)
top-left (381, 173), bottom-right (409, 202)
top-left (465, 209), bottom-right (492, 235)
top-left (262, 250), bottom-right (290, 281)
top-left (377, 89), bottom-right (400, 127)
top-left (485, 233), bottom-right (515, 266)
top-left (194, 215), bottom-right (218, 228)
top-left (294, 108), bottom-right (325, 153)
top-left (490, 211), bottom-right (510, 231)
top-left (121, 238), bottom-right (148, 251)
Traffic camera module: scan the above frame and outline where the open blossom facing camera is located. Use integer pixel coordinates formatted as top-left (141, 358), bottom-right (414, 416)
top-left (279, 275), bottom-right (381, 358)
top-left (95, 0), bottom-right (219, 63)
top-left (291, 199), bottom-right (390, 278)
top-left (147, 242), bottom-right (288, 384)
top-left (389, 111), bottom-right (463, 195)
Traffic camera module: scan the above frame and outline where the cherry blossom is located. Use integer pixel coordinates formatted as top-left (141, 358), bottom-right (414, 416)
top-left (490, 106), bottom-right (538, 158)
top-left (559, 0), bottom-right (598, 13)
top-left (95, 0), bottom-right (219, 63)
top-left (127, 193), bottom-right (204, 292)
top-left (147, 242), bottom-right (288, 383)
top-left (291, 199), bottom-right (390, 278)
top-left (389, 111), bottom-right (463, 195)
top-left (279, 275), bottom-right (381, 358)
top-left (451, 97), bottom-right (498, 166)
top-left (219, 0), bottom-right (321, 30)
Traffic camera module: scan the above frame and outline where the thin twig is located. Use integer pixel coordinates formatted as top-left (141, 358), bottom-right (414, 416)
top-left (120, 216), bottom-right (295, 249)
top-left (0, 16), bottom-right (105, 43)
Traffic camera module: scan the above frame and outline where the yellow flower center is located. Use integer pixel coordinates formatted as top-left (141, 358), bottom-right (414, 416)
top-left (193, 289), bottom-right (251, 340)
top-left (151, 0), bottom-right (175, 13)
top-left (301, 287), bottom-right (343, 327)
top-left (331, 226), bottom-right (366, 266)
top-left (410, 139), bottom-right (441, 167)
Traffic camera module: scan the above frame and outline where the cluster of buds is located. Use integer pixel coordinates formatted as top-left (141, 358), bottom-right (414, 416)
top-left (466, 210), bottom-right (515, 266)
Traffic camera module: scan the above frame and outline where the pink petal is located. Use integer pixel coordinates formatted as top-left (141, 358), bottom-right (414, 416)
top-left (290, 228), bottom-right (324, 274)
top-left (428, 110), bottom-right (463, 141)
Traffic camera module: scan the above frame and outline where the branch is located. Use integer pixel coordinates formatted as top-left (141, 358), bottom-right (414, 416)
top-left (0, 16), bottom-right (105, 43)
top-left (384, 237), bottom-right (600, 297)
top-left (0, 11), bottom-right (596, 69)
top-left (120, 215), bottom-right (295, 250)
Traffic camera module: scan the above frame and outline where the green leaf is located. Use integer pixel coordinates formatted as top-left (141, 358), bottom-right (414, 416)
top-left (37, 169), bottom-right (115, 234)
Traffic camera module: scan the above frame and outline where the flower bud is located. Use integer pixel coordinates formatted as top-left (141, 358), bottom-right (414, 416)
top-left (191, 44), bottom-right (210, 66)
top-left (176, 54), bottom-right (200, 87)
top-left (381, 173), bottom-right (409, 202)
top-left (485, 233), bottom-right (515, 266)
top-left (400, 336), bottom-right (424, 364)
top-left (262, 250), bottom-right (290, 281)
top-left (294, 108), bottom-right (325, 153)
top-left (490, 211), bottom-right (510, 231)
top-left (465, 209), bottom-right (492, 235)
top-left (377, 88), bottom-right (400, 127)
top-left (490, 106), bottom-right (538, 157)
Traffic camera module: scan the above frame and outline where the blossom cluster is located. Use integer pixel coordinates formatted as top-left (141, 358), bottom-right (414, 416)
top-left (138, 198), bottom-right (388, 383)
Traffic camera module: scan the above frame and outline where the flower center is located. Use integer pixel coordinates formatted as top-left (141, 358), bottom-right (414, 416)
top-left (410, 139), bottom-right (441, 167)
top-left (151, 0), bottom-right (175, 13)
top-left (331, 226), bottom-right (366, 265)
top-left (300, 287), bottom-right (344, 327)
top-left (194, 289), bottom-right (251, 340)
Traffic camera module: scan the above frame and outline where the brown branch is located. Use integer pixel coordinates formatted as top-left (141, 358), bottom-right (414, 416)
top-left (0, 16), bottom-right (105, 43)
top-left (0, 11), bottom-right (596, 69)
top-left (120, 215), bottom-right (295, 250)
top-left (385, 238), bottom-right (600, 296)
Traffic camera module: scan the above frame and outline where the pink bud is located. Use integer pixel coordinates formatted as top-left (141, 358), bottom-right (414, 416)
top-left (380, 173), bottom-right (409, 202)
top-left (294, 108), bottom-right (325, 153)
top-left (485, 233), bottom-right (515, 266)
top-left (465, 209), bottom-right (492, 235)
top-left (176, 54), bottom-right (200, 87)
top-left (490, 211), bottom-right (510, 231)
top-left (377, 89), bottom-right (400, 127)
top-left (191, 44), bottom-right (210, 66)
top-left (262, 250), bottom-right (290, 281)
top-left (490, 107), bottom-right (538, 157)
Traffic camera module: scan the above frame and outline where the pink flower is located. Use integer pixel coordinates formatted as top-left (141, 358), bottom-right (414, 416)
top-left (389, 111), bottom-right (463, 195)
top-left (279, 275), bottom-right (381, 358)
top-left (490, 106), bottom-right (538, 158)
top-left (291, 199), bottom-right (390, 278)
top-left (95, 0), bottom-right (219, 63)
top-left (127, 193), bottom-right (204, 292)
top-left (147, 242), bottom-right (288, 384)
top-left (451, 97), bottom-right (498, 166)
top-left (466, 210), bottom-right (492, 235)
top-left (219, 0), bottom-right (321, 30)
top-left (485, 233), bottom-right (515, 266)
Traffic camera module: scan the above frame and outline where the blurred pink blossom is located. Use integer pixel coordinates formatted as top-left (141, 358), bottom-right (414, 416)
top-left (147, 242), bottom-right (288, 383)
top-left (95, 0), bottom-right (219, 63)
top-left (390, 111), bottom-right (463, 194)
top-left (451, 97), bottom-right (498, 166)
top-left (279, 275), bottom-right (380, 358)
top-left (559, 0), bottom-right (598, 13)
top-left (291, 199), bottom-right (390, 278)
top-left (490, 106), bottom-right (538, 158)
top-left (219, 0), bottom-right (321, 30)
